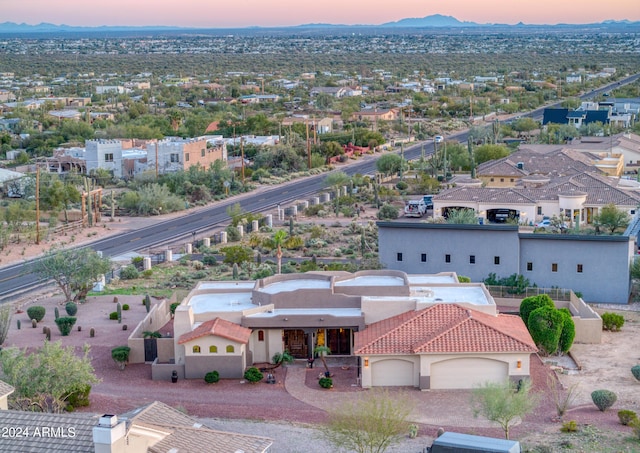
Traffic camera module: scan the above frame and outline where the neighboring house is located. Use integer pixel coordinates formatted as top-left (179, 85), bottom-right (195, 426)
top-left (351, 108), bottom-right (398, 122)
top-left (434, 170), bottom-right (640, 225)
top-left (377, 222), bottom-right (634, 304)
top-left (542, 107), bottom-right (610, 129)
top-left (0, 400), bottom-right (272, 453)
top-left (155, 270), bottom-right (538, 389)
top-left (310, 86), bottom-right (347, 98)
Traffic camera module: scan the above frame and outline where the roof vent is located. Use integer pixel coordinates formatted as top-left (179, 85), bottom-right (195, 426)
top-left (516, 162), bottom-right (524, 170)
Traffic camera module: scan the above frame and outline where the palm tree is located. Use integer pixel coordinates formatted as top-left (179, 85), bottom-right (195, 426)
top-left (314, 345), bottom-right (331, 376)
top-left (271, 351), bottom-right (294, 370)
top-left (272, 229), bottom-right (287, 274)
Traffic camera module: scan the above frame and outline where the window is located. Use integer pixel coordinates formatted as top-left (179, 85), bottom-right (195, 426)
top-left (632, 210), bottom-right (636, 215)
top-left (104, 153), bottom-right (114, 162)
top-left (226, 345), bottom-right (235, 353)
top-left (445, 254), bottom-right (451, 263)
top-left (490, 178), bottom-right (494, 182)
top-left (421, 253), bottom-right (427, 263)
top-left (209, 345), bottom-right (218, 353)
top-left (494, 256), bottom-right (500, 265)
top-left (552, 263), bottom-right (558, 272)
top-left (526, 262), bottom-right (533, 271)
top-left (577, 264), bottom-right (583, 273)
top-left (537, 207), bottom-right (542, 215)
top-left (469, 255), bottom-right (476, 264)
top-left (510, 178), bottom-right (515, 182)
top-left (201, 148), bottom-right (205, 157)
top-left (500, 178), bottom-right (504, 182)
top-left (396, 253), bottom-right (403, 262)
top-left (170, 153), bottom-right (179, 163)
top-left (258, 330), bottom-right (264, 342)
top-left (185, 153), bottom-right (190, 162)
top-left (192, 345), bottom-right (201, 353)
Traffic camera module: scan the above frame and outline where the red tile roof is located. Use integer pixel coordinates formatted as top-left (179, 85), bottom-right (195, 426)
top-left (178, 318), bottom-right (252, 345)
top-left (354, 304), bottom-right (537, 355)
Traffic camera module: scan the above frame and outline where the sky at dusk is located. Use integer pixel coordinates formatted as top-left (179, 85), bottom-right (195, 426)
top-left (3, 0), bottom-right (639, 28)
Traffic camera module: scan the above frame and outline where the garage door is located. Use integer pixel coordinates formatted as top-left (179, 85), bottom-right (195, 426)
top-left (371, 359), bottom-right (415, 387)
top-left (430, 358), bottom-right (508, 389)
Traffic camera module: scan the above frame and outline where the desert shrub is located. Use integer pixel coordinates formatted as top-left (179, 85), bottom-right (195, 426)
top-left (55, 316), bottom-right (77, 336)
top-left (395, 181), bottom-right (408, 191)
top-left (520, 294), bottom-right (554, 325)
top-left (27, 306), bottom-right (46, 322)
top-left (557, 308), bottom-right (576, 354)
top-left (319, 377), bottom-right (333, 389)
top-left (377, 203), bottom-right (398, 220)
top-left (109, 311), bottom-right (118, 320)
top-left (618, 410), bottom-right (638, 425)
top-left (65, 302), bottom-right (78, 316)
top-left (142, 269), bottom-right (153, 278)
top-left (66, 384), bottom-right (91, 411)
top-left (122, 304), bottom-right (130, 311)
top-left (527, 305), bottom-right (564, 355)
top-left (632, 365), bottom-right (640, 382)
top-left (591, 390), bottom-right (617, 412)
top-left (225, 224), bottom-right (241, 242)
top-left (204, 371), bottom-right (220, 384)
top-left (560, 420), bottom-right (579, 432)
top-left (601, 312), bottom-right (624, 331)
top-left (120, 265), bottom-right (140, 280)
top-left (458, 275), bottom-right (471, 283)
top-left (630, 418), bottom-right (640, 440)
top-left (243, 367), bottom-right (263, 383)
top-left (202, 255), bottom-right (217, 265)
top-left (170, 302), bottom-right (180, 316)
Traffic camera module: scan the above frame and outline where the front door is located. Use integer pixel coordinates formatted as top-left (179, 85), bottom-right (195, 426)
top-left (283, 329), bottom-right (308, 358)
top-left (144, 338), bottom-right (158, 362)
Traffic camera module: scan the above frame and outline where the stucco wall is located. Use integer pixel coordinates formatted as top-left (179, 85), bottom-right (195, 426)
top-left (128, 299), bottom-right (172, 364)
top-left (184, 355), bottom-right (246, 379)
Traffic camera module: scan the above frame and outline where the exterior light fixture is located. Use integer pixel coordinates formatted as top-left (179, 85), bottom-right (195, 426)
top-left (364, 357), bottom-right (369, 368)
top-left (517, 360), bottom-right (522, 369)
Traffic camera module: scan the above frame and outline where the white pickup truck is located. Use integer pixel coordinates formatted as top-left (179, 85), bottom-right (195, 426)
top-left (404, 199), bottom-right (427, 218)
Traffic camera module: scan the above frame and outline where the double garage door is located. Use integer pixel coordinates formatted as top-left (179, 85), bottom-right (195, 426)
top-left (430, 358), bottom-right (508, 389)
top-left (370, 357), bottom-right (508, 389)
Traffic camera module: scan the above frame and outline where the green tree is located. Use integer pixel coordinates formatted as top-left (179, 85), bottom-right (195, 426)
top-left (111, 346), bottom-right (131, 371)
top-left (594, 203), bottom-right (630, 234)
top-left (519, 294), bottom-right (555, 326)
top-left (320, 389), bottom-right (414, 453)
top-left (325, 171), bottom-right (351, 215)
top-left (1, 341), bottom-right (100, 412)
top-left (271, 229), bottom-right (287, 274)
top-left (527, 305), bottom-right (564, 355)
top-left (271, 351), bottom-right (294, 370)
top-left (221, 245), bottom-right (253, 265)
top-left (314, 345), bottom-right (331, 375)
top-left (33, 247), bottom-right (112, 302)
top-left (474, 144), bottom-right (510, 165)
top-left (0, 304), bottom-right (11, 346)
top-left (446, 208), bottom-right (478, 224)
top-left (471, 379), bottom-right (538, 439)
top-left (376, 154), bottom-right (404, 177)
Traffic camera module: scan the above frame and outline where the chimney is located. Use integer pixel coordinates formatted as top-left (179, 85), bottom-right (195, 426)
top-left (93, 414), bottom-right (126, 453)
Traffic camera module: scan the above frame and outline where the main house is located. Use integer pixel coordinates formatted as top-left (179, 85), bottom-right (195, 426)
top-left (158, 270), bottom-right (537, 390)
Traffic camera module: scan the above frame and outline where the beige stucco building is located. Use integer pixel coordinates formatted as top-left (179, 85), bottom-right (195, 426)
top-left (158, 270), bottom-right (537, 390)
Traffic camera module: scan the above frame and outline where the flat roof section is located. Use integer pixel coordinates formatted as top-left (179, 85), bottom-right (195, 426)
top-left (245, 308), bottom-right (362, 318)
top-left (407, 275), bottom-right (458, 284)
top-left (188, 292), bottom-right (254, 314)
top-left (335, 275), bottom-right (405, 287)
top-left (367, 286), bottom-right (490, 305)
top-left (259, 279), bottom-right (331, 294)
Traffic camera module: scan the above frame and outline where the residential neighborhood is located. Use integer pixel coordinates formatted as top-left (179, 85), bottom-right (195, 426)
top-left (1, 17), bottom-right (640, 453)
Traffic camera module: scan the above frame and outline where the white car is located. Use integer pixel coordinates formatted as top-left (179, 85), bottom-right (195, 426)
top-left (535, 219), bottom-right (568, 231)
top-left (404, 199), bottom-right (427, 218)
top-left (434, 135), bottom-right (444, 143)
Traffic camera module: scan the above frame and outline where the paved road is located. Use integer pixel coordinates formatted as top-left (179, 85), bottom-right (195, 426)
top-left (2, 73), bottom-right (637, 301)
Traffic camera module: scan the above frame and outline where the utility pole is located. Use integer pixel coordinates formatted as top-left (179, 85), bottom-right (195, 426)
top-left (35, 167), bottom-right (40, 245)
top-left (240, 137), bottom-right (245, 184)
top-left (306, 119), bottom-right (311, 170)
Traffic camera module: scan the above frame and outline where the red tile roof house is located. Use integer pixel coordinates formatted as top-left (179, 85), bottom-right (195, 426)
top-left (157, 270), bottom-right (538, 390)
top-left (355, 304), bottom-right (537, 389)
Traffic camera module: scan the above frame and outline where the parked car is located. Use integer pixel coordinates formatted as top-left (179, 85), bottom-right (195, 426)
top-left (404, 199), bottom-right (427, 218)
top-left (428, 431), bottom-right (521, 453)
top-left (423, 195), bottom-right (434, 210)
top-left (494, 209), bottom-right (511, 223)
top-left (434, 135), bottom-right (444, 143)
top-left (534, 219), bottom-right (568, 231)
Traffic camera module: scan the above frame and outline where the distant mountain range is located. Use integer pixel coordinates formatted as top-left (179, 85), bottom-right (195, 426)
top-left (0, 15), bottom-right (638, 34)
